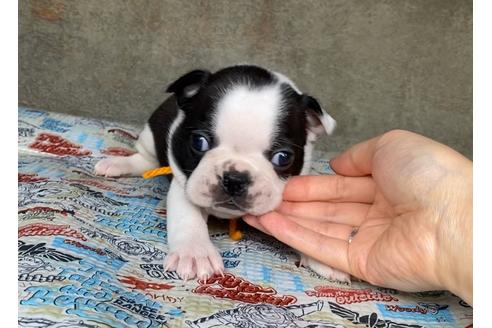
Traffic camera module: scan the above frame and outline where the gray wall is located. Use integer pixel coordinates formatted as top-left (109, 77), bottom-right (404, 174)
top-left (19, 0), bottom-right (472, 158)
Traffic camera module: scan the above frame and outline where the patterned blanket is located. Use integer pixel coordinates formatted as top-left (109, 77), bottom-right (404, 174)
top-left (18, 107), bottom-right (473, 328)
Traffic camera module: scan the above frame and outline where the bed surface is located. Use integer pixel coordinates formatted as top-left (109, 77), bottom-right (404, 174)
top-left (18, 107), bottom-right (473, 328)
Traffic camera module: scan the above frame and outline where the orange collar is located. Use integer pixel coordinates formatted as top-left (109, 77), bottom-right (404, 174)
top-left (142, 166), bottom-right (172, 179)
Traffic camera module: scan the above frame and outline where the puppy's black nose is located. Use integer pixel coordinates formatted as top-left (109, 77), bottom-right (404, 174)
top-left (220, 170), bottom-right (251, 197)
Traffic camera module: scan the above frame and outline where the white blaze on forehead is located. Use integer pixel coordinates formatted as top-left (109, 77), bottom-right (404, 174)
top-left (214, 85), bottom-right (282, 152)
top-left (273, 71), bottom-right (302, 94)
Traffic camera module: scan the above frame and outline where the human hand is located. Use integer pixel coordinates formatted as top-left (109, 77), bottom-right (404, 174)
top-left (244, 130), bottom-right (472, 304)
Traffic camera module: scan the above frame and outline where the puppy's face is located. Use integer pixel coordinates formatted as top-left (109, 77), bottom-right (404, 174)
top-left (167, 66), bottom-right (335, 218)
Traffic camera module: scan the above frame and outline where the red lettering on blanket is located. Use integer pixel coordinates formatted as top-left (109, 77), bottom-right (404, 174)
top-left (119, 276), bottom-right (174, 291)
top-left (18, 207), bottom-right (73, 216)
top-left (193, 273), bottom-right (296, 306)
top-left (18, 173), bottom-right (48, 183)
top-left (305, 286), bottom-right (398, 304)
top-left (101, 147), bottom-right (136, 157)
top-left (63, 239), bottom-right (105, 255)
top-left (107, 128), bottom-right (138, 140)
top-left (29, 133), bottom-right (92, 157)
top-left (155, 208), bottom-right (167, 217)
top-left (18, 223), bottom-right (86, 241)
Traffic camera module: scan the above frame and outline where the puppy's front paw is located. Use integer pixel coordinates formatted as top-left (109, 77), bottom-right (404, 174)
top-left (94, 158), bottom-right (130, 177)
top-left (301, 255), bottom-right (351, 283)
top-left (164, 241), bottom-right (224, 281)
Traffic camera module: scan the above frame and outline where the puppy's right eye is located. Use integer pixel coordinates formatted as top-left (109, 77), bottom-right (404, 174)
top-left (190, 133), bottom-right (210, 153)
top-left (271, 150), bottom-right (294, 168)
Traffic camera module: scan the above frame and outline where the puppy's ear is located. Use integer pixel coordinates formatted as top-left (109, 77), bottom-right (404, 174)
top-left (301, 95), bottom-right (336, 136)
top-left (166, 69), bottom-right (211, 107)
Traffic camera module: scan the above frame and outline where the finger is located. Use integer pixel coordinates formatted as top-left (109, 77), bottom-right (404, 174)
top-left (242, 215), bottom-right (272, 236)
top-left (284, 175), bottom-right (376, 203)
top-left (258, 212), bottom-right (350, 273)
top-left (282, 214), bottom-right (354, 241)
top-left (329, 135), bottom-right (381, 176)
top-left (277, 201), bottom-right (369, 226)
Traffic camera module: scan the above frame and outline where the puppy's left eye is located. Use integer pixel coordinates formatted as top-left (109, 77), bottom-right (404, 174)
top-left (191, 133), bottom-right (211, 153)
top-left (271, 151), bottom-right (294, 168)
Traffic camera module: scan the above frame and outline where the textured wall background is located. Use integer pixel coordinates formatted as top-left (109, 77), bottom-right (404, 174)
top-left (19, 0), bottom-right (472, 158)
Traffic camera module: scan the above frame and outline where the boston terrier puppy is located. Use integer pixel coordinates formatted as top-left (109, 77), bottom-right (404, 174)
top-left (95, 65), bottom-right (350, 282)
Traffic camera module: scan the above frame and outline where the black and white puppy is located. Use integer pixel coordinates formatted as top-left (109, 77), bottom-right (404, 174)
top-left (95, 65), bottom-right (349, 282)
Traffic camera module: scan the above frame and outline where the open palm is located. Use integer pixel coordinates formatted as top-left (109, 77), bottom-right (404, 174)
top-left (244, 130), bottom-right (472, 298)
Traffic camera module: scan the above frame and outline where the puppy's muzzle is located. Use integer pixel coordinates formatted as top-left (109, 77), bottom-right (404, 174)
top-left (220, 170), bottom-right (251, 197)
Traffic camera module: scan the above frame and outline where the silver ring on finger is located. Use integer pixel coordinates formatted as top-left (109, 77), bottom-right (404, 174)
top-left (348, 227), bottom-right (359, 244)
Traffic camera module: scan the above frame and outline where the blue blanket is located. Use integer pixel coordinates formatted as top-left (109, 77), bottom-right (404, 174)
top-left (18, 107), bottom-right (473, 328)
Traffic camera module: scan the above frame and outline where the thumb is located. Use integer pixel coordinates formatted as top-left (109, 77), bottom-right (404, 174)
top-left (330, 135), bottom-right (381, 177)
